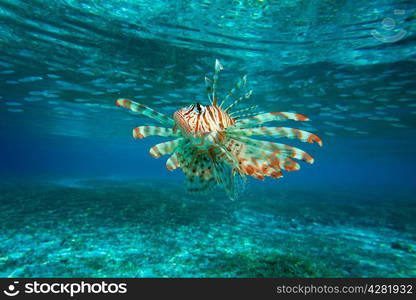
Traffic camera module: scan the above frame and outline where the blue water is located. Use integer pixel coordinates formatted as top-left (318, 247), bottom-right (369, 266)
top-left (0, 0), bottom-right (415, 277)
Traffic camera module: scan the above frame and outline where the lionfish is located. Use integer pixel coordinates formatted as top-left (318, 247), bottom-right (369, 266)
top-left (115, 60), bottom-right (322, 199)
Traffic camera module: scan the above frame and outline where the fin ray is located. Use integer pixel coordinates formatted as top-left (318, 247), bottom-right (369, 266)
top-left (149, 138), bottom-right (183, 158)
top-left (227, 126), bottom-right (323, 146)
top-left (116, 99), bottom-right (175, 126)
top-left (236, 112), bottom-right (309, 128)
top-left (132, 126), bottom-right (179, 139)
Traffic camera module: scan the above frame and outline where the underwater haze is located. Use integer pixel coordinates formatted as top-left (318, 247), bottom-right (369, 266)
top-left (0, 0), bottom-right (415, 277)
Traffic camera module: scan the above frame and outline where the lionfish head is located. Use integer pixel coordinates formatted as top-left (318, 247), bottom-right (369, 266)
top-left (173, 102), bottom-right (207, 135)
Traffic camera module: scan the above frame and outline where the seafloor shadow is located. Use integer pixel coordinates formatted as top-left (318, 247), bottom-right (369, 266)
top-left (0, 178), bottom-right (414, 277)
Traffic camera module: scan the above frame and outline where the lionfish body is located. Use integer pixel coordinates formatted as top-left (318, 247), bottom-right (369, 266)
top-left (116, 60), bottom-right (322, 199)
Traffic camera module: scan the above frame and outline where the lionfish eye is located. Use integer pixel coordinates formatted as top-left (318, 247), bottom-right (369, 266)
top-left (196, 102), bottom-right (202, 113)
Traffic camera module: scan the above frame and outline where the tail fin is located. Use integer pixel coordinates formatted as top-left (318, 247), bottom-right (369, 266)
top-left (210, 161), bottom-right (245, 200)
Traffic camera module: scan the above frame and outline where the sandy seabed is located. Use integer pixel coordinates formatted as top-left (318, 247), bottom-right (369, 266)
top-left (0, 178), bottom-right (414, 278)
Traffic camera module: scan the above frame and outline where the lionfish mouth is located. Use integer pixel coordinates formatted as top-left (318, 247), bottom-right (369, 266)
top-left (115, 59), bottom-right (323, 200)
